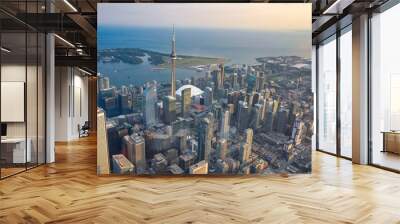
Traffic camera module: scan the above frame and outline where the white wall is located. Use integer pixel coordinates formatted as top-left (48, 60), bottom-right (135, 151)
top-left (55, 67), bottom-right (89, 141)
top-left (72, 72), bottom-right (89, 138)
top-left (1, 65), bottom-right (26, 138)
top-left (1, 63), bottom-right (46, 164)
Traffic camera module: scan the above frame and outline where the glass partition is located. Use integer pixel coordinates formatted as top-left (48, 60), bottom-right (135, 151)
top-left (317, 35), bottom-right (337, 154)
top-left (0, 1), bottom-right (46, 179)
top-left (1, 31), bottom-right (28, 178)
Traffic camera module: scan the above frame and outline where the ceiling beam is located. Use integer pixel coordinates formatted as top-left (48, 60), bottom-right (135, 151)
top-left (55, 55), bottom-right (96, 71)
top-left (67, 13), bottom-right (97, 46)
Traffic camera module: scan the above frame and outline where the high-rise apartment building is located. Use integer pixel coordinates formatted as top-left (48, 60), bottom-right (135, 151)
top-left (238, 100), bottom-right (249, 131)
top-left (181, 87), bottom-right (191, 117)
top-left (163, 96), bottom-right (176, 125)
top-left (143, 85), bottom-right (157, 127)
top-left (220, 110), bottom-right (230, 139)
top-left (132, 135), bottom-right (147, 173)
top-left (197, 117), bottom-right (213, 163)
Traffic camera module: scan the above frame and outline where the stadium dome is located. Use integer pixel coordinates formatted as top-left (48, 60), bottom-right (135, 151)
top-left (176, 85), bottom-right (204, 97)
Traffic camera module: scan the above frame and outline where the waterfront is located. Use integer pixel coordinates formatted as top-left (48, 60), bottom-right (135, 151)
top-left (98, 53), bottom-right (200, 87)
top-left (98, 26), bottom-right (311, 87)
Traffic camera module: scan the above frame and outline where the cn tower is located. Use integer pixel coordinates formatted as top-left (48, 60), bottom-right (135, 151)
top-left (170, 25), bottom-right (177, 97)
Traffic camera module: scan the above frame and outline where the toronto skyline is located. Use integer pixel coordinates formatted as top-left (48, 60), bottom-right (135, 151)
top-left (97, 4), bottom-right (312, 175)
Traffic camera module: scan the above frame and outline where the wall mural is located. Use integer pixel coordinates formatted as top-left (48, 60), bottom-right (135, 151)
top-left (97, 3), bottom-right (313, 175)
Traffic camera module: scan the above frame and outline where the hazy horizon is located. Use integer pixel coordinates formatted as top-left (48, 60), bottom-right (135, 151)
top-left (98, 25), bottom-right (311, 33)
top-left (98, 3), bottom-right (311, 32)
top-left (98, 26), bottom-right (311, 63)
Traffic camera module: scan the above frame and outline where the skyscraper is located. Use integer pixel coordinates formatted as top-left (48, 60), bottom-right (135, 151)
top-left (212, 70), bottom-right (223, 91)
top-left (105, 77), bottom-right (111, 89)
top-left (239, 74), bottom-right (246, 88)
top-left (263, 98), bottom-right (275, 132)
top-left (163, 96), bottom-right (176, 125)
top-left (122, 135), bottom-right (135, 162)
top-left (252, 93), bottom-right (260, 106)
top-left (220, 110), bottom-right (230, 139)
top-left (232, 73), bottom-right (239, 90)
top-left (256, 72), bottom-right (265, 92)
top-left (227, 103), bottom-right (235, 116)
top-left (259, 98), bottom-right (267, 122)
top-left (176, 130), bottom-right (188, 154)
top-left (269, 98), bottom-right (281, 131)
top-left (247, 74), bottom-right (257, 93)
top-left (238, 100), bottom-right (249, 131)
top-left (120, 85), bottom-right (128, 95)
top-left (204, 87), bottom-right (213, 106)
top-left (99, 76), bottom-right (110, 90)
top-left (287, 102), bottom-right (301, 135)
top-left (219, 63), bottom-right (225, 88)
top-left (217, 138), bottom-right (228, 160)
top-left (103, 96), bottom-right (118, 117)
top-left (240, 129), bottom-right (253, 164)
top-left (212, 104), bottom-right (223, 124)
top-left (181, 87), bottom-right (191, 117)
top-left (247, 92), bottom-right (254, 111)
top-left (245, 128), bottom-right (253, 145)
top-left (250, 104), bottom-right (262, 129)
top-left (291, 118), bottom-right (305, 146)
top-left (275, 107), bottom-right (289, 134)
top-left (197, 117), bottom-right (213, 163)
top-left (132, 135), bottom-right (147, 173)
top-left (119, 94), bottom-right (130, 115)
top-left (212, 70), bottom-right (220, 90)
top-left (144, 85), bottom-right (157, 127)
top-left (170, 26), bottom-right (177, 97)
top-left (240, 143), bottom-right (251, 164)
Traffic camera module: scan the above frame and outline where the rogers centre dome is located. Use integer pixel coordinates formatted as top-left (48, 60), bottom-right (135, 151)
top-left (176, 85), bottom-right (204, 97)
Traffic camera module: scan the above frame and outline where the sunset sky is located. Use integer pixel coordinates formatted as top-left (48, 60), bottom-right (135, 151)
top-left (98, 3), bottom-right (311, 32)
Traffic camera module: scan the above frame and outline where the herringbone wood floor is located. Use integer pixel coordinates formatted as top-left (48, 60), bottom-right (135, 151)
top-left (1, 135), bottom-right (400, 224)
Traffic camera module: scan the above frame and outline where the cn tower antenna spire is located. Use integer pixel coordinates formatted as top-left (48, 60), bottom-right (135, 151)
top-left (173, 24), bottom-right (175, 40)
top-left (170, 25), bottom-right (177, 97)
top-left (171, 24), bottom-right (176, 59)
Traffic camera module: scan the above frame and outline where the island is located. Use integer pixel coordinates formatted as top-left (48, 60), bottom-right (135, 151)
top-left (98, 48), bottom-right (225, 70)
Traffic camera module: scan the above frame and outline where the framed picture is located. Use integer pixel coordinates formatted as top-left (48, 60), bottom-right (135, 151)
top-left (97, 3), bottom-right (312, 176)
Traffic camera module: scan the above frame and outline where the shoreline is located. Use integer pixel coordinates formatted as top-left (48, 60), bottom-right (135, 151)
top-left (98, 48), bottom-right (225, 69)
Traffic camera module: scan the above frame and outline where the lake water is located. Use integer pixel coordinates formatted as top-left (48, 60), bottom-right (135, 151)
top-left (98, 26), bottom-right (311, 87)
top-left (98, 53), bottom-right (199, 87)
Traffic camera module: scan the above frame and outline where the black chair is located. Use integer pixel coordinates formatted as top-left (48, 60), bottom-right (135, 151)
top-left (79, 121), bottom-right (90, 138)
